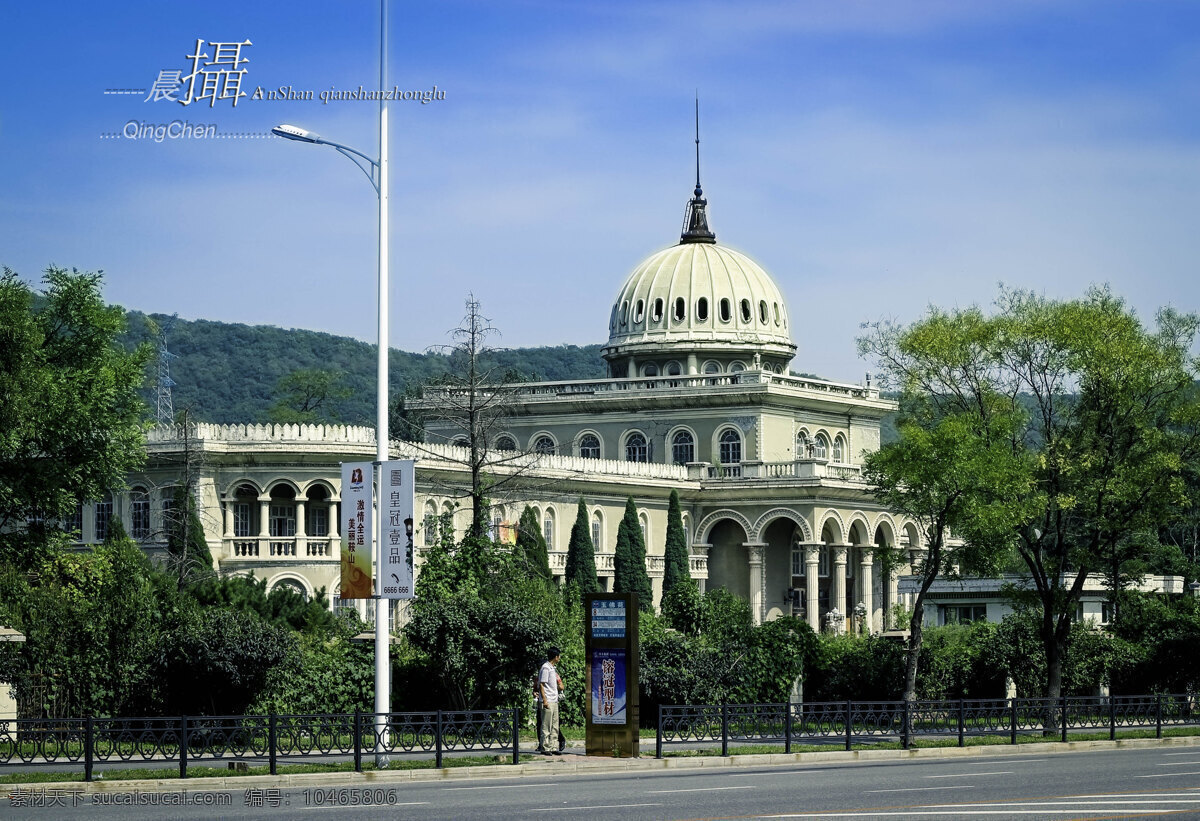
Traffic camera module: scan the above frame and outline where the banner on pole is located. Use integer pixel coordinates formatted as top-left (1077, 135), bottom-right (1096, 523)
top-left (339, 462), bottom-right (374, 599)
top-left (380, 460), bottom-right (415, 599)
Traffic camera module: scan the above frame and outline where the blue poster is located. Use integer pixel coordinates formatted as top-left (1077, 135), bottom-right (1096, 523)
top-left (590, 599), bottom-right (626, 639)
top-left (591, 649), bottom-right (627, 725)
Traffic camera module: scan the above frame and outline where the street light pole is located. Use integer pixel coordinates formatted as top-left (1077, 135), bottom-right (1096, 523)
top-left (272, 0), bottom-right (391, 770)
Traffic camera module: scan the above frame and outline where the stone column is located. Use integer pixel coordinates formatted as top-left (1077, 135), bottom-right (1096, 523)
top-left (746, 543), bottom-right (766, 625)
top-left (804, 543), bottom-right (821, 631)
top-left (860, 548), bottom-right (874, 634)
top-left (258, 499), bottom-right (270, 537)
top-left (295, 500), bottom-right (307, 537)
top-left (833, 545), bottom-right (848, 630)
top-left (222, 499), bottom-right (233, 538)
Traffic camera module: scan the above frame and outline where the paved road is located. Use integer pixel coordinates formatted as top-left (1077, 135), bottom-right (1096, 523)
top-left (7, 745), bottom-right (1200, 820)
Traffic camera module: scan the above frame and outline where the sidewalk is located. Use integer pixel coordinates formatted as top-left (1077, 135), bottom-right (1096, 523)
top-left (5, 735), bottom-right (1200, 796)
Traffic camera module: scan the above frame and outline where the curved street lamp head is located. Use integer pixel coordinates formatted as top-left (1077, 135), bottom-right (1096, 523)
top-left (272, 124), bottom-right (321, 143)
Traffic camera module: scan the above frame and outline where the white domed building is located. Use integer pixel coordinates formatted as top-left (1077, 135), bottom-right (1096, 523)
top-left (96, 175), bottom-right (947, 635)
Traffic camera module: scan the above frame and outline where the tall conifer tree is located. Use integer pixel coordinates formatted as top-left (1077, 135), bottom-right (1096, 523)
top-left (565, 498), bottom-right (600, 594)
top-left (662, 489), bottom-right (690, 594)
top-left (516, 505), bottom-right (552, 581)
top-left (614, 496), bottom-right (653, 611)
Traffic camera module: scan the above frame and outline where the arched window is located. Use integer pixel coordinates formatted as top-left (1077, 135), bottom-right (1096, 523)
top-left (696, 297), bottom-right (709, 322)
top-left (832, 435), bottom-right (845, 463)
top-left (652, 298), bottom-right (663, 323)
top-left (130, 487), bottom-right (150, 539)
top-left (93, 491), bottom-right (113, 542)
top-left (423, 501), bottom-right (438, 547)
top-left (543, 508), bottom-right (555, 550)
top-left (634, 299), bottom-right (645, 324)
top-left (813, 433), bottom-right (829, 459)
top-left (306, 485), bottom-right (330, 537)
top-left (591, 511), bottom-right (603, 551)
top-left (269, 485), bottom-right (297, 538)
top-left (666, 361), bottom-right (682, 376)
top-left (671, 430), bottom-right (695, 465)
top-left (639, 512), bottom-right (650, 552)
top-left (730, 361), bottom-right (746, 373)
top-left (773, 302), bottom-right (781, 325)
top-left (740, 299), bottom-right (752, 322)
top-left (719, 298), bottom-right (732, 322)
top-left (759, 300), bottom-right (769, 324)
top-left (703, 361), bottom-right (721, 374)
top-left (494, 435), bottom-right (517, 451)
top-left (620, 300), bottom-right (629, 325)
top-left (642, 363), bottom-right (658, 377)
top-left (673, 297), bottom-right (686, 321)
top-left (232, 484), bottom-right (257, 538)
top-left (533, 435), bottom-right (556, 455)
top-left (579, 433), bottom-right (601, 459)
top-left (451, 436), bottom-right (469, 448)
top-left (797, 431), bottom-right (811, 458)
top-left (718, 428), bottom-right (742, 465)
top-left (626, 432), bottom-right (648, 462)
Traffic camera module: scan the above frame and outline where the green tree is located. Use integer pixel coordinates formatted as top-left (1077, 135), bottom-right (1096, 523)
top-left (166, 484), bottom-right (215, 586)
top-left (268, 368), bottom-right (351, 424)
top-left (0, 267), bottom-right (151, 567)
top-left (565, 498), bottom-right (600, 597)
top-left (861, 404), bottom-right (1028, 702)
top-left (661, 489), bottom-right (690, 595)
top-left (861, 286), bottom-right (1200, 703)
top-left (613, 496), bottom-right (653, 611)
top-left (515, 505), bottom-right (552, 582)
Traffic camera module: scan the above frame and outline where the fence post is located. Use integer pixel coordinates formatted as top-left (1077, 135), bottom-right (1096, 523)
top-left (958, 699), bottom-right (965, 748)
top-left (268, 712), bottom-right (277, 776)
top-left (436, 710), bottom-right (444, 768)
top-left (1109, 695), bottom-right (1116, 742)
top-left (84, 717), bottom-right (93, 783)
top-left (1156, 695), bottom-right (1163, 739)
top-left (353, 710), bottom-right (362, 772)
top-left (784, 702), bottom-right (792, 755)
top-left (511, 708), bottom-right (520, 766)
top-left (1010, 698), bottom-right (1017, 745)
top-left (845, 700), bottom-right (852, 752)
top-left (655, 705), bottom-right (663, 759)
top-left (902, 701), bottom-right (911, 750)
top-left (1060, 694), bottom-right (1068, 743)
top-left (179, 715), bottom-right (188, 780)
top-left (721, 704), bottom-right (728, 757)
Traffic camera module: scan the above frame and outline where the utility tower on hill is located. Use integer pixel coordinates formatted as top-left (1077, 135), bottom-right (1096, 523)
top-left (155, 314), bottom-right (178, 425)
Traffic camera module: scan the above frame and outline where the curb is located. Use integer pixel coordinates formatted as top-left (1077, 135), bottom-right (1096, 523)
top-left (6, 735), bottom-right (1199, 795)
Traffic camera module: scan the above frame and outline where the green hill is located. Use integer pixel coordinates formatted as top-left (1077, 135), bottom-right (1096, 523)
top-left (119, 311), bottom-right (607, 425)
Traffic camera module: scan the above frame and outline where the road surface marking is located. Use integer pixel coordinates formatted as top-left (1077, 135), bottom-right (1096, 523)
top-left (729, 769), bottom-right (826, 777)
top-left (868, 786), bottom-right (974, 793)
top-left (443, 783), bottom-right (554, 790)
top-left (648, 785), bottom-right (757, 793)
top-left (924, 771), bottom-right (1012, 778)
top-left (532, 803), bottom-right (662, 812)
top-left (1138, 770), bottom-right (1200, 778)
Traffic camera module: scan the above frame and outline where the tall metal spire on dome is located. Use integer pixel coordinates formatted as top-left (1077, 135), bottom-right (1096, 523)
top-left (680, 96), bottom-right (716, 244)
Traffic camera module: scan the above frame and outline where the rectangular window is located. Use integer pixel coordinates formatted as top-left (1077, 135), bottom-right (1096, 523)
top-left (492, 516), bottom-right (502, 542)
top-left (818, 546), bottom-right (829, 577)
top-left (333, 596), bottom-right (357, 623)
top-left (233, 503), bottom-right (252, 537)
top-left (308, 505), bottom-right (328, 537)
top-left (1100, 602), bottom-right (1113, 625)
top-left (591, 522), bottom-right (601, 550)
top-left (269, 504), bottom-right (296, 538)
top-left (942, 605), bottom-right (987, 625)
top-left (94, 500), bottom-right (112, 543)
top-left (64, 503), bottom-right (83, 537)
top-left (543, 517), bottom-right (553, 550)
top-left (423, 514), bottom-right (437, 547)
top-left (131, 497), bottom-right (150, 539)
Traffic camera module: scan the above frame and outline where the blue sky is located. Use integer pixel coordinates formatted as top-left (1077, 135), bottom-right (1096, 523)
top-left (2, 0), bottom-right (1198, 382)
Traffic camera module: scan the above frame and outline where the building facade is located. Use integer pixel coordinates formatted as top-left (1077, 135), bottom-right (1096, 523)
top-left (83, 179), bottom-right (948, 633)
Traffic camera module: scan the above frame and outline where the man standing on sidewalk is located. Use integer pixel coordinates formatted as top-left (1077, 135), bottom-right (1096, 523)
top-left (538, 647), bottom-right (562, 755)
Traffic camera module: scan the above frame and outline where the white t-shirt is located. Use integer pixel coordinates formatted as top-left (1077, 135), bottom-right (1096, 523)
top-left (538, 661), bottom-right (559, 704)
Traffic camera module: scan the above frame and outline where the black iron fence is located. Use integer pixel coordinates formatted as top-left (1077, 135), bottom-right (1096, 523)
top-left (655, 694), bottom-right (1200, 757)
top-left (0, 709), bottom-right (520, 780)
